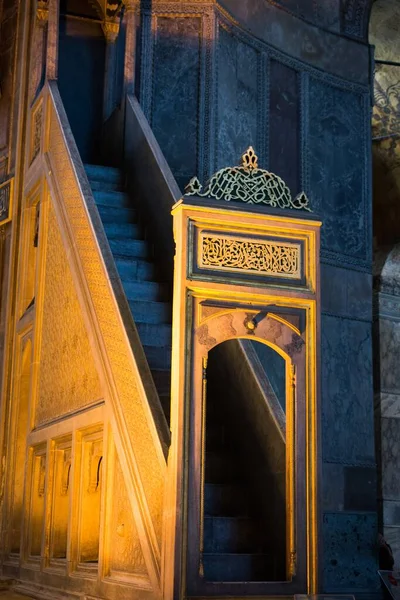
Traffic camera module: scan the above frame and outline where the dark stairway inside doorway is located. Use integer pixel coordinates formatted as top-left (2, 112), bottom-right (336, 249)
top-left (84, 163), bottom-right (172, 422)
top-left (203, 347), bottom-right (284, 583)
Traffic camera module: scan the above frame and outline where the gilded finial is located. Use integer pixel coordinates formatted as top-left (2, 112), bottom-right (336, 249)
top-left (241, 146), bottom-right (258, 171)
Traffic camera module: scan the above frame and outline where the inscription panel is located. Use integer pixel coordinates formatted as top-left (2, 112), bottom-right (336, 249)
top-left (199, 232), bottom-right (301, 279)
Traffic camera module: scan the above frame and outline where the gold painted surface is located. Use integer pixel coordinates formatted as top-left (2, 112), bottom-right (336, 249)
top-left (50, 443), bottom-right (71, 560)
top-left (31, 101), bottom-right (42, 164)
top-left (79, 434), bottom-right (103, 563)
top-left (109, 451), bottom-right (149, 579)
top-left (0, 178), bottom-right (13, 224)
top-left (199, 232), bottom-right (301, 279)
top-left (47, 89), bottom-right (164, 564)
top-left (36, 202), bottom-right (102, 426)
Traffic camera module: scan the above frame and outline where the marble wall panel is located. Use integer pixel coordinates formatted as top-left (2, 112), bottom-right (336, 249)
top-left (322, 315), bottom-right (374, 465)
top-left (216, 24), bottom-right (260, 170)
top-left (383, 526), bottom-right (400, 567)
top-left (152, 17), bottom-right (201, 190)
top-left (269, 59), bottom-right (300, 195)
top-left (380, 417), bottom-right (400, 501)
top-left (377, 392), bottom-right (400, 419)
top-left (221, 0), bottom-right (370, 82)
top-left (308, 79), bottom-right (368, 263)
top-left (322, 264), bottom-right (372, 320)
top-left (323, 513), bottom-right (378, 591)
top-left (383, 500), bottom-right (400, 527)
top-left (323, 465), bottom-right (377, 512)
top-left (377, 319), bottom-right (400, 395)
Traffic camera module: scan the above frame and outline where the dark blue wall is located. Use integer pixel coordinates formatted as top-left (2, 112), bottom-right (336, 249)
top-left (136, 1), bottom-right (377, 596)
top-left (58, 16), bottom-right (105, 163)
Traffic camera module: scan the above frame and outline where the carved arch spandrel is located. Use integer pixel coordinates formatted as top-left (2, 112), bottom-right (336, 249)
top-left (194, 309), bottom-right (305, 360)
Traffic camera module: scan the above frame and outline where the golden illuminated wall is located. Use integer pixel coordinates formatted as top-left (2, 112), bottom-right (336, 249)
top-left (0, 78), bottom-right (167, 600)
top-left (36, 201), bottom-right (102, 426)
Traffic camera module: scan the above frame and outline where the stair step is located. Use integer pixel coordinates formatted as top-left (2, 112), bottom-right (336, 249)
top-left (110, 239), bottom-right (151, 259)
top-left (204, 516), bottom-right (263, 553)
top-left (143, 345), bottom-right (171, 370)
top-left (93, 190), bottom-right (131, 208)
top-left (202, 552), bottom-right (276, 582)
top-left (136, 322), bottom-right (172, 347)
top-left (97, 205), bottom-right (137, 224)
top-left (123, 280), bottom-right (164, 302)
top-left (205, 452), bottom-right (237, 484)
top-left (151, 369), bottom-right (171, 394)
top-left (84, 164), bottom-right (123, 185)
top-left (204, 483), bottom-right (249, 517)
top-left (116, 257), bottom-right (155, 282)
top-left (206, 423), bottom-right (227, 450)
top-left (89, 179), bottom-right (123, 193)
top-left (129, 301), bottom-right (171, 324)
top-left (105, 223), bottom-right (142, 239)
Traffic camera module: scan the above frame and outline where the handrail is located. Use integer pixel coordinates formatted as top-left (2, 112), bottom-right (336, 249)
top-left (239, 339), bottom-right (286, 440)
top-left (124, 95), bottom-right (181, 279)
top-left (44, 80), bottom-right (168, 590)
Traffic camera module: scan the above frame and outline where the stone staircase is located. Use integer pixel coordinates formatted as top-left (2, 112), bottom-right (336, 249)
top-left (203, 386), bottom-right (277, 582)
top-left (84, 163), bottom-right (277, 583)
top-left (84, 164), bottom-right (172, 423)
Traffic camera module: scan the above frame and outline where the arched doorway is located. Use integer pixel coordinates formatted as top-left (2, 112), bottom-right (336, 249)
top-left (203, 338), bottom-right (287, 582)
top-left (186, 309), bottom-right (307, 595)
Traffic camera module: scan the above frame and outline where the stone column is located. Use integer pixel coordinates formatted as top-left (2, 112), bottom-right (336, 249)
top-left (102, 20), bottom-right (120, 122)
top-left (374, 246), bottom-right (400, 565)
top-left (123, 0), bottom-right (137, 96)
top-left (46, 0), bottom-right (59, 79)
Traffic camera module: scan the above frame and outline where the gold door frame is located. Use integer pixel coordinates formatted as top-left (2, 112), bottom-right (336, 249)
top-left (163, 198), bottom-right (321, 600)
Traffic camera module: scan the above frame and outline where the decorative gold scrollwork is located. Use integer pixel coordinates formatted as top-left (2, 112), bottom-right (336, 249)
top-left (200, 233), bottom-right (301, 279)
top-left (0, 178), bottom-right (12, 223)
top-left (185, 147), bottom-right (311, 211)
top-left (31, 103), bottom-right (43, 163)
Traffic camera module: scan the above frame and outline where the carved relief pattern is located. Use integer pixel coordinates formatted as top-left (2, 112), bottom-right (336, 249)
top-left (38, 455), bottom-right (46, 497)
top-left (31, 103), bottom-right (43, 163)
top-left (48, 92), bottom-right (164, 557)
top-left (0, 178), bottom-right (12, 222)
top-left (109, 452), bottom-right (149, 579)
top-left (36, 202), bottom-right (102, 425)
top-left (200, 233), bottom-right (301, 279)
top-left (87, 440), bottom-right (103, 494)
top-left (61, 449), bottom-right (71, 496)
top-left (307, 79), bottom-right (369, 262)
